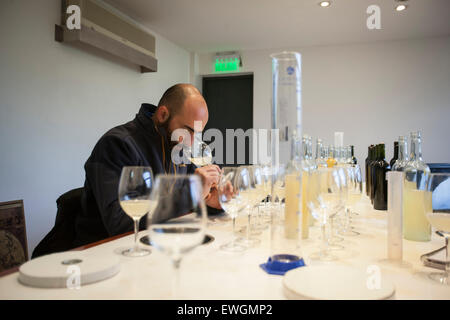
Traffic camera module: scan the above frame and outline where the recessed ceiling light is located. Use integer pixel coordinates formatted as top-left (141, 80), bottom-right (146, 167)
top-left (319, 1), bottom-right (331, 8)
top-left (395, 4), bottom-right (407, 11)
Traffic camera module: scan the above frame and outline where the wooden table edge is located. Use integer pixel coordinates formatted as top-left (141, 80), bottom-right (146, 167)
top-left (0, 231), bottom-right (133, 278)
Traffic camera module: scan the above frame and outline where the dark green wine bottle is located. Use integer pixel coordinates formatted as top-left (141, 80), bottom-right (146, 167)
top-left (369, 145), bottom-right (379, 204)
top-left (373, 143), bottom-right (391, 210)
top-left (365, 145), bottom-right (373, 196)
top-left (389, 141), bottom-right (398, 168)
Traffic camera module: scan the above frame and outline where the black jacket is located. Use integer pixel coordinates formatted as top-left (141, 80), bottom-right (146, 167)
top-left (74, 103), bottom-right (198, 247)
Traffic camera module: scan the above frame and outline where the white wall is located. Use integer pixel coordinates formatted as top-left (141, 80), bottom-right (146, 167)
top-left (197, 36), bottom-right (450, 168)
top-left (0, 0), bottom-right (191, 256)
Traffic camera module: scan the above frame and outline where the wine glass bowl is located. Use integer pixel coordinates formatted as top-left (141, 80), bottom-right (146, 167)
top-left (118, 166), bottom-right (154, 257)
top-left (186, 137), bottom-right (213, 167)
top-left (147, 174), bottom-right (208, 297)
top-left (217, 167), bottom-right (250, 252)
top-left (426, 173), bottom-right (450, 285)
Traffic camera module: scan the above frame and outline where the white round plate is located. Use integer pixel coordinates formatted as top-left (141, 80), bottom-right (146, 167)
top-left (283, 265), bottom-right (395, 300)
top-left (19, 251), bottom-right (120, 288)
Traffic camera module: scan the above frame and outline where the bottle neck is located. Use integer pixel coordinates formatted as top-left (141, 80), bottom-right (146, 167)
top-left (316, 142), bottom-right (322, 160)
top-left (393, 142), bottom-right (398, 159)
top-left (301, 137), bottom-right (308, 160)
top-left (410, 138), bottom-right (423, 161)
top-left (290, 135), bottom-right (301, 162)
top-left (398, 141), bottom-right (408, 161)
top-left (307, 139), bottom-right (313, 160)
top-left (379, 145), bottom-right (385, 160)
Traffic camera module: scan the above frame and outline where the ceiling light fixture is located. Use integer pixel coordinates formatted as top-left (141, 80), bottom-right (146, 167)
top-left (395, 4), bottom-right (407, 11)
top-left (319, 1), bottom-right (331, 8)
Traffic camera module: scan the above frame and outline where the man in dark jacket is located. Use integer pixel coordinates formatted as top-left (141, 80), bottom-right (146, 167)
top-left (74, 84), bottom-right (222, 247)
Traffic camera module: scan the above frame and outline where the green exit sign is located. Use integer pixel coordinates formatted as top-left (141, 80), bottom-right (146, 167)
top-left (214, 57), bottom-right (240, 72)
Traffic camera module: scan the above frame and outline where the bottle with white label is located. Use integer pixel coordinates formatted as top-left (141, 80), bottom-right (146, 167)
top-left (403, 131), bottom-right (431, 242)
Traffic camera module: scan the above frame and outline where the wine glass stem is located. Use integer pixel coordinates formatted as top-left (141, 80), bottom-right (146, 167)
top-left (445, 236), bottom-right (449, 277)
top-left (172, 259), bottom-right (181, 299)
top-left (247, 210), bottom-right (251, 240)
top-left (321, 223), bottom-right (328, 256)
top-left (232, 216), bottom-right (236, 247)
top-left (133, 218), bottom-right (140, 252)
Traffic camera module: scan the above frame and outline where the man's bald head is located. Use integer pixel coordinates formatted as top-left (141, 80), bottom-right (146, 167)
top-left (154, 83), bottom-right (209, 147)
top-left (157, 83), bottom-right (202, 116)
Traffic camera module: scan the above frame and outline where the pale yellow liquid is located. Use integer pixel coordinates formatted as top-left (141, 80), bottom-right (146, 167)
top-left (285, 173), bottom-right (300, 239)
top-left (427, 213), bottom-right (450, 233)
top-left (301, 172), bottom-right (310, 238)
top-left (190, 156), bottom-right (212, 167)
top-left (347, 192), bottom-right (362, 206)
top-left (307, 170), bottom-right (319, 227)
top-left (403, 185), bottom-right (432, 242)
top-left (120, 199), bottom-right (157, 219)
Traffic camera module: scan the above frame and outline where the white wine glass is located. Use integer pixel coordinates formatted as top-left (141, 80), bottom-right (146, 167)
top-left (426, 173), bottom-right (450, 285)
top-left (338, 165), bottom-right (361, 237)
top-left (237, 165), bottom-right (263, 247)
top-left (118, 166), bottom-right (155, 257)
top-left (308, 168), bottom-right (344, 261)
top-left (217, 166), bottom-right (250, 252)
top-left (186, 136), bottom-right (212, 167)
top-left (147, 174), bottom-right (207, 297)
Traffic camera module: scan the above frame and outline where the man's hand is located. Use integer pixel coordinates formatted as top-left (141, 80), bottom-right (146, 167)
top-left (194, 164), bottom-right (222, 199)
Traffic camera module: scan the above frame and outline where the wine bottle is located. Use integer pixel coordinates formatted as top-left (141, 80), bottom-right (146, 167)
top-left (392, 136), bottom-right (408, 171)
top-left (365, 145), bottom-right (374, 196)
top-left (369, 144), bottom-right (379, 204)
top-left (350, 145), bottom-right (357, 165)
top-left (373, 143), bottom-right (390, 210)
top-left (390, 141), bottom-right (398, 168)
top-left (326, 146), bottom-right (337, 168)
top-left (403, 131), bottom-right (431, 241)
top-left (315, 138), bottom-right (327, 168)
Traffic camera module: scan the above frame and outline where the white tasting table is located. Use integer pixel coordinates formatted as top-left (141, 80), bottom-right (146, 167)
top-left (0, 196), bottom-right (449, 300)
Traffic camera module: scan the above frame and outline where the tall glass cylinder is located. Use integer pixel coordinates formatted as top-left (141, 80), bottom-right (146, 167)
top-left (271, 52), bottom-right (302, 165)
top-left (271, 51), bottom-right (302, 260)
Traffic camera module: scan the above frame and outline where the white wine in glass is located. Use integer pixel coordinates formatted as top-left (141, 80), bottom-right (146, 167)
top-left (426, 173), bottom-right (450, 285)
top-left (118, 166), bottom-right (154, 257)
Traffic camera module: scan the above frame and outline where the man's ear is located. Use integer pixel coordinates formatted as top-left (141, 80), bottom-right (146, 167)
top-left (156, 106), bottom-right (170, 123)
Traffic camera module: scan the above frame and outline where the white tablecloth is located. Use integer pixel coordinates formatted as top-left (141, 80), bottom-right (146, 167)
top-left (1, 197), bottom-right (449, 299)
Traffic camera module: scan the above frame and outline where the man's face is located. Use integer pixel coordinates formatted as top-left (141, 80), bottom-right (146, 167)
top-left (167, 94), bottom-right (209, 148)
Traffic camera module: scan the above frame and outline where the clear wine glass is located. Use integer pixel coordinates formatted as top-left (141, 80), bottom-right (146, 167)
top-left (185, 136), bottom-right (212, 167)
top-left (237, 165), bottom-right (263, 247)
top-left (217, 166), bottom-right (251, 252)
top-left (308, 167), bottom-right (344, 261)
top-left (426, 173), bottom-right (450, 285)
top-left (147, 174), bottom-right (207, 297)
top-left (118, 166), bottom-right (155, 257)
top-left (338, 165), bottom-right (361, 236)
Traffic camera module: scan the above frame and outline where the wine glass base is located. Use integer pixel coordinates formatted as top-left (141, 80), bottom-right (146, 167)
top-left (220, 242), bottom-right (247, 252)
top-left (428, 272), bottom-right (450, 285)
top-left (338, 229), bottom-right (360, 237)
top-left (121, 247), bottom-right (151, 257)
top-left (328, 243), bottom-right (345, 251)
top-left (236, 237), bottom-right (261, 247)
top-left (308, 250), bottom-right (338, 262)
top-left (237, 226), bottom-right (262, 236)
top-left (329, 235), bottom-right (345, 243)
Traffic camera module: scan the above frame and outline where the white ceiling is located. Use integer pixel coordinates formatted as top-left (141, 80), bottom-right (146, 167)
top-left (105, 0), bottom-right (450, 53)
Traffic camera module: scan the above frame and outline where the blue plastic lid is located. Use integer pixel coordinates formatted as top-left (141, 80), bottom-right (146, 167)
top-left (260, 254), bottom-right (306, 275)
